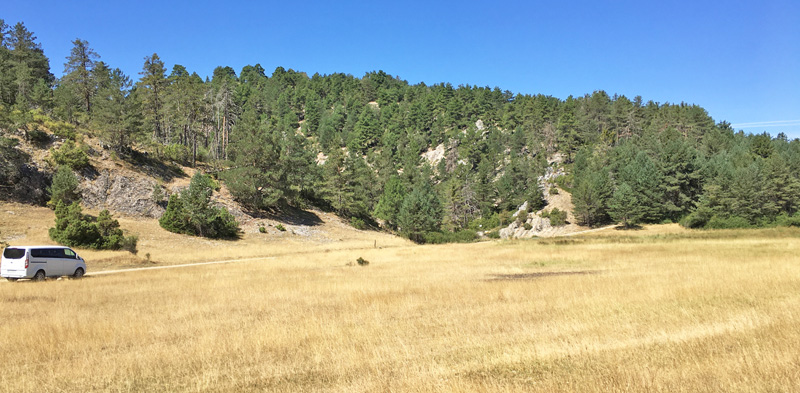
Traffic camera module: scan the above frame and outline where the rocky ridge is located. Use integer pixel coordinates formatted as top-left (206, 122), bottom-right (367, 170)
top-left (499, 155), bottom-right (581, 239)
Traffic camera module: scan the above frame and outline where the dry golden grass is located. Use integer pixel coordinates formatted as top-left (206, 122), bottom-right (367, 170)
top-left (0, 201), bottom-right (410, 270)
top-left (2, 204), bottom-right (800, 392)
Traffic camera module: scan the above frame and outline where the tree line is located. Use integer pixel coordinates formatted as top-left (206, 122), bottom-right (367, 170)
top-left (1, 19), bottom-right (799, 242)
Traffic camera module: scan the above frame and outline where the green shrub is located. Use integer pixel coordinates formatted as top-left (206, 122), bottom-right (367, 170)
top-left (706, 215), bottom-right (751, 229)
top-left (523, 222), bottom-right (532, 230)
top-left (497, 210), bottom-right (513, 226)
top-left (258, 225), bottom-right (267, 233)
top-left (48, 165), bottom-right (80, 208)
top-left (151, 184), bottom-right (165, 205)
top-left (487, 231), bottom-right (501, 239)
top-left (162, 143), bottom-right (191, 164)
top-left (50, 140), bottom-right (89, 170)
top-left (555, 174), bottom-right (573, 193)
top-left (350, 217), bottom-right (366, 230)
top-left (775, 213), bottom-right (800, 228)
top-left (549, 187), bottom-right (559, 195)
top-left (680, 206), bottom-right (714, 229)
top-left (543, 208), bottom-right (568, 226)
top-left (28, 128), bottom-right (51, 146)
top-left (468, 214), bottom-right (500, 231)
top-left (158, 173), bottom-right (240, 238)
top-left (356, 257), bottom-right (369, 266)
top-left (195, 146), bottom-right (210, 162)
top-left (49, 202), bottom-right (137, 253)
top-left (121, 235), bottom-right (138, 255)
top-left (45, 119), bottom-right (77, 140)
top-left (276, 224), bottom-right (286, 232)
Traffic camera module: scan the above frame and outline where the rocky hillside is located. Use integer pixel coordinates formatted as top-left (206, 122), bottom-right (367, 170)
top-left (0, 129), bottom-right (328, 236)
top-left (499, 154), bottom-right (583, 239)
top-left (2, 124), bottom-right (595, 241)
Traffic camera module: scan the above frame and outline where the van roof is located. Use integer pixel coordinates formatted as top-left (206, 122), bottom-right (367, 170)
top-left (5, 245), bottom-right (71, 249)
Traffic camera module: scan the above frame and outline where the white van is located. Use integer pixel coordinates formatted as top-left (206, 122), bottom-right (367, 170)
top-left (1, 246), bottom-right (87, 281)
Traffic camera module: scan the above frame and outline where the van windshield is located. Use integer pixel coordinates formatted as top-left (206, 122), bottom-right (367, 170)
top-left (3, 248), bottom-right (25, 259)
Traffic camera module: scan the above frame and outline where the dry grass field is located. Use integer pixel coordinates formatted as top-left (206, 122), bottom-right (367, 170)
top-left (2, 203), bottom-right (800, 392)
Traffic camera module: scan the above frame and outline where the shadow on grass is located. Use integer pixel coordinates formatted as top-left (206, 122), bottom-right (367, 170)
top-left (487, 270), bottom-right (601, 281)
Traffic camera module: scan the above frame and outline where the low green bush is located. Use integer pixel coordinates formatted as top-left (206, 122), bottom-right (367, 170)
top-left (775, 213), bottom-right (800, 227)
top-left (350, 217), bottom-right (366, 230)
top-left (28, 128), bottom-right (51, 146)
top-left (49, 202), bottom-right (137, 253)
top-left (706, 215), bottom-right (751, 229)
top-left (158, 173), bottom-right (239, 239)
top-left (680, 206), bottom-right (713, 229)
top-left (162, 143), bottom-right (191, 164)
top-left (45, 119), bottom-right (77, 140)
top-left (543, 208), bottom-right (567, 226)
top-left (50, 140), bottom-right (89, 170)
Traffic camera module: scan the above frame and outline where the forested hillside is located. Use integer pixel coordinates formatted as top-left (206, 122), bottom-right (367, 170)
top-left (1, 20), bottom-right (799, 242)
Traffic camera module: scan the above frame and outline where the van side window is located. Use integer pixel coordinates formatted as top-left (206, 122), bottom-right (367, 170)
top-left (31, 249), bottom-right (46, 258)
top-left (64, 249), bottom-right (76, 259)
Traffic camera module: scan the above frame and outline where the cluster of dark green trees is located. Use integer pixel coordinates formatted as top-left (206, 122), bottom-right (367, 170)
top-left (2, 19), bottom-right (799, 241)
top-left (159, 173), bottom-right (239, 238)
top-left (46, 165), bottom-right (138, 252)
top-left (571, 127), bottom-right (800, 229)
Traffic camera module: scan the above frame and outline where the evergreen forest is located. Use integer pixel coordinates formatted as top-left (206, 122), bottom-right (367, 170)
top-left (2, 20), bottom-right (799, 242)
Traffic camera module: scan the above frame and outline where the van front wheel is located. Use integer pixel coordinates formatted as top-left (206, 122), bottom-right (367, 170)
top-left (72, 268), bottom-right (85, 279)
top-left (32, 270), bottom-right (46, 282)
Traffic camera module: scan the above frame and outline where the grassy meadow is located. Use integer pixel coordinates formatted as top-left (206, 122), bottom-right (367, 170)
top-left (2, 204), bottom-right (800, 391)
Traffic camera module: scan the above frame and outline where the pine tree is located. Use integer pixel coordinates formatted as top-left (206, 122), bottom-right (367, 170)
top-left (572, 166), bottom-right (613, 227)
top-left (92, 62), bottom-right (140, 151)
top-left (349, 106), bottom-right (380, 152)
top-left (62, 38), bottom-right (99, 114)
top-left (224, 109), bottom-right (283, 209)
top-left (138, 53), bottom-right (167, 144)
top-left (608, 182), bottom-right (643, 228)
top-left (6, 22), bottom-right (53, 108)
top-left (397, 180), bottom-right (443, 242)
top-left (48, 165), bottom-right (80, 208)
top-left (373, 176), bottom-right (407, 228)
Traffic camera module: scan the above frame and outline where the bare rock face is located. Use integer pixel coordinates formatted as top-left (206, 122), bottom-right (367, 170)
top-left (500, 214), bottom-right (554, 239)
top-left (421, 143), bottom-right (446, 166)
top-left (498, 156), bottom-right (579, 239)
top-left (4, 164), bottom-right (51, 205)
top-left (80, 170), bottom-right (164, 217)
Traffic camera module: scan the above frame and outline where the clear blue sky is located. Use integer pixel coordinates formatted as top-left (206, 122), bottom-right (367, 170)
top-left (5, 0), bottom-right (800, 138)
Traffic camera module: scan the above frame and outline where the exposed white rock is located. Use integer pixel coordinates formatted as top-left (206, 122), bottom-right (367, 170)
top-left (421, 143), bottom-right (446, 166)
